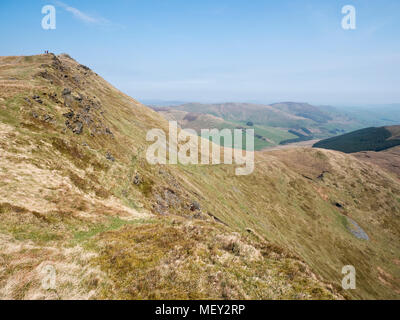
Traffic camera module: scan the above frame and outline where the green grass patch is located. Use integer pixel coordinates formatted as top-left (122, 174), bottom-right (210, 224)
top-left (73, 217), bottom-right (152, 243)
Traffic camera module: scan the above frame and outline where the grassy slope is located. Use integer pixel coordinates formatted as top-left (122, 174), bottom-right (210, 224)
top-left (0, 54), bottom-right (399, 299)
top-left (353, 146), bottom-right (400, 179)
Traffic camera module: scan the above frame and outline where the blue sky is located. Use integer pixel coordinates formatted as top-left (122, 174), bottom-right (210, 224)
top-left (0, 0), bottom-right (399, 105)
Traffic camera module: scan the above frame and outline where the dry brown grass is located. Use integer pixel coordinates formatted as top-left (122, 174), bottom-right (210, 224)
top-left (94, 218), bottom-right (340, 300)
top-left (0, 233), bottom-right (105, 299)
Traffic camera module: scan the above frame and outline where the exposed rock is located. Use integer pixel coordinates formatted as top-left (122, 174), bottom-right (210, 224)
top-left (164, 189), bottom-right (180, 207)
top-left (72, 121), bottom-right (83, 134)
top-left (65, 119), bottom-right (83, 135)
top-left (62, 88), bottom-right (74, 108)
top-left (190, 201), bottom-right (201, 211)
top-left (43, 114), bottom-right (53, 123)
top-left (152, 189), bottom-right (184, 215)
top-left (62, 88), bottom-right (71, 96)
top-left (72, 76), bottom-right (80, 84)
top-left (153, 193), bottom-right (170, 215)
top-left (79, 64), bottom-right (91, 71)
top-left (106, 152), bottom-right (115, 162)
top-left (51, 55), bottom-right (65, 72)
top-left (74, 94), bottom-right (83, 102)
top-left (32, 95), bottom-right (43, 104)
top-left (133, 173), bottom-right (142, 186)
top-left (193, 211), bottom-right (205, 220)
top-left (154, 202), bottom-right (168, 215)
top-left (76, 112), bottom-right (92, 125)
top-left (37, 70), bottom-right (54, 82)
top-left (157, 168), bottom-right (181, 189)
top-left (62, 110), bottom-right (74, 119)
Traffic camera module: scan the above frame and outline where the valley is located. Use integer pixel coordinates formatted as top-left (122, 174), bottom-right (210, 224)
top-left (150, 102), bottom-right (389, 151)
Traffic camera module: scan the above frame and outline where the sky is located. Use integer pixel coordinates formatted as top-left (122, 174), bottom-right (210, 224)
top-left (0, 0), bottom-right (399, 105)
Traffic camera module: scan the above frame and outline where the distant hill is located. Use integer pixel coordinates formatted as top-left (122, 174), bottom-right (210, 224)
top-left (313, 126), bottom-right (400, 153)
top-left (140, 99), bottom-right (187, 107)
top-left (334, 104), bottom-right (400, 127)
top-left (151, 102), bottom-right (363, 150)
top-left (270, 102), bottom-right (333, 123)
top-left (154, 108), bottom-right (230, 133)
top-left (159, 102), bottom-right (348, 128)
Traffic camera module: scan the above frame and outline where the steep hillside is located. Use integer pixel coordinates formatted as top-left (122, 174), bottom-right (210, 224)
top-left (313, 126), bottom-right (400, 153)
top-left (0, 54), bottom-right (399, 300)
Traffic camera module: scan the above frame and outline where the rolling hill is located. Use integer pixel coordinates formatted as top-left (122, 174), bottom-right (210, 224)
top-left (313, 126), bottom-right (400, 153)
top-left (0, 54), bottom-right (399, 300)
top-left (335, 104), bottom-right (400, 128)
top-left (151, 102), bottom-right (364, 150)
top-left (152, 106), bottom-right (300, 149)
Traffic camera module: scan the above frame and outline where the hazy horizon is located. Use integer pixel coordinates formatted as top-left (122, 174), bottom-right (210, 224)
top-left (138, 98), bottom-right (400, 108)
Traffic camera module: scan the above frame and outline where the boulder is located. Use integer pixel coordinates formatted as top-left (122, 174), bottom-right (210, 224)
top-left (72, 121), bottom-right (83, 134)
